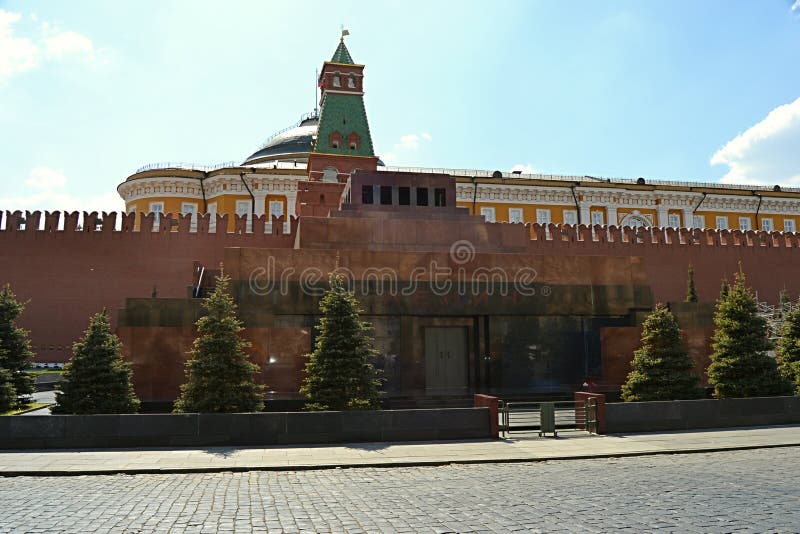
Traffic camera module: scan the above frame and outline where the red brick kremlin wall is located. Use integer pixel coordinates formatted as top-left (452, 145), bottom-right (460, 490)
top-left (0, 210), bottom-right (297, 363)
top-left (2, 208), bottom-right (799, 365)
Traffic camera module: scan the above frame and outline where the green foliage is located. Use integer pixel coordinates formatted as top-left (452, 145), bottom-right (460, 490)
top-left (621, 304), bottom-right (702, 402)
top-left (300, 274), bottom-right (382, 411)
top-left (707, 271), bottom-right (792, 398)
top-left (686, 265), bottom-right (698, 303)
top-left (0, 368), bottom-right (16, 413)
top-left (52, 310), bottom-right (140, 414)
top-left (174, 274), bottom-right (264, 413)
top-left (776, 299), bottom-right (800, 395)
top-left (0, 285), bottom-right (35, 409)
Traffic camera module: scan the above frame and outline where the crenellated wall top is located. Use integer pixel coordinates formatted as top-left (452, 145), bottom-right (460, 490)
top-left (0, 210), bottom-right (299, 239)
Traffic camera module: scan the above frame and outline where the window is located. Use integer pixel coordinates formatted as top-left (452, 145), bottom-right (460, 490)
top-left (207, 202), bottom-right (217, 231)
top-left (269, 200), bottom-right (284, 219)
top-left (398, 187), bottom-right (410, 206)
top-left (348, 74), bottom-right (356, 88)
top-left (785, 219), bottom-right (796, 233)
top-left (536, 209), bottom-right (551, 225)
top-left (333, 74), bottom-right (341, 87)
top-left (715, 216), bottom-right (728, 230)
top-left (738, 217), bottom-right (751, 231)
top-left (128, 204), bottom-right (137, 215)
top-left (563, 210), bottom-right (578, 225)
top-left (480, 207), bottom-right (496, 222)
top-left (181, 202), bottom-right (198, 231)
top-left (668, 213), bottom-right (681, 228)
top-left (416, 187), bottom-right (429, 206)
top-left (236, 200), bottom-right (251, 216)
top-left (362, 185), bottom-right (374, 204)
top-left (347, 132), bottom-right (360, 151)
top-left (380, 185), bottom-right (392, 205)
top-left (591, 211), bottom-right (604, 226)
top-left (692, 215), bottom-right (705, 229)
top-left (149, 202), bottom-right (163, 230)
top-left (329, 131), bottom-right (342, 150)
top-left (508, 208), bottom-right (523, 223)
top-left (434, 188), bottom-right (447, 207)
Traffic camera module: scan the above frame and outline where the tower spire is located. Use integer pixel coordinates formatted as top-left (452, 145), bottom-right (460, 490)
top-left (307, 36), bottom-right (378, 182)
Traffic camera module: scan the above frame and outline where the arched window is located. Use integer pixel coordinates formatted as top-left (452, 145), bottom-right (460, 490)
top-left (348, 74), bottom-right (356, 88)
top-left (333, 74), bottom-right (341, 87)
top-left (347, 132), bottom-right (360, 151)
top-left (620, 213), bottom-right (650, 229)
top-left (329, 131), bottom-right (342, 149)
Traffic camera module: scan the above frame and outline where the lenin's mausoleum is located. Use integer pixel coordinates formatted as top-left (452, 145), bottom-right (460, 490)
top-left (3, 38), bottom-right (800, 407)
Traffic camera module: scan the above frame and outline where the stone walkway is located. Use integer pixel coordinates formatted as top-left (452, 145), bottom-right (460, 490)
top-left (1, 425), bottom-right (799, 476)
top-left (2, 447), bottom-right (799, 532)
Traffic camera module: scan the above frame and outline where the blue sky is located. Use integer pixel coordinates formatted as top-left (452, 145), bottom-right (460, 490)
top-left (2, 1), bottom-right (800, 212)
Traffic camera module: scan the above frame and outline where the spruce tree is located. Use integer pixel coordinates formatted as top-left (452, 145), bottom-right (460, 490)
top-left (174, 274), bottom-right (263, 413)
top-left (621, 304), bottom-right (702, 401)
top-left (776, 299), bottom-right (800, 395)
top-left (300, 274), bottom-right (382, 411)
top-left (0, 367), bottom-right (16, 413)
top-left (707, 271), bottom-right (792, 398)
top-left (686, 265), bottom-right (698, 303)
top-left (52, 310), bottom-right (140, 414)
top-left (0, 284), bottom-right (35, 409)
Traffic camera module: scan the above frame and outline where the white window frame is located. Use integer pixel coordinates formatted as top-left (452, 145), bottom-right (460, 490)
top-left (563, 210), bottom-right (578, 225)
top-left (236, 200), bottom-right (253, 233)
top-left (762, 218), bottom-right (774, 232)
top-left (333, 74), bottom-right (341, 87)
top-left (667, 213), bottom-right (680, 228)
top-left (738, 217), bottom-right (751, 231)
top-left (536, 208), bottom-right (551, 225)
top-left (692, 215), bottom-right (705, 229)
top-left (269, 200), bottom-right (285, 219)
top-left (347, 74), bottom-right (356, 88)
top-left (149, 202), bottom-right (164, 231)
top-left (591, 211), bottom-right (604, 226)
top-left (508, 208), bottom-right (524, 224)
top-left (785, 219), bottom-right (796, 233)
top-left (235, 200), bottom-right (252, 216)
top-left (480, 207), bottom-right (496, 223)
top-left (181, 202), bottom-right (198, 231)
top-left (128, 204), bottom-right (137, 215)
top-left (208, 202), bottom-right (217, 232)
top-left (715, 216), bottom-right (729, 230)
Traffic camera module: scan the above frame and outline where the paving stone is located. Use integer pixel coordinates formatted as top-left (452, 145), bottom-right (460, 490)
top-left (1, 447), bottom-right (799, 531)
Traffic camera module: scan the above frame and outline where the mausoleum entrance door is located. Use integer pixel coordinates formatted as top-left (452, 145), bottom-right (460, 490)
top-left (424, 326), bottom-right (468, 396)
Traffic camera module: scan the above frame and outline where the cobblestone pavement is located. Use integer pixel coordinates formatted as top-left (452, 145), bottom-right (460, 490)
top-left (2, 447), bottom-right (799, 533)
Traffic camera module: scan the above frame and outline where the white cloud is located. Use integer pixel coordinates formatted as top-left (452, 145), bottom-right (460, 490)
top-left (44, 30), bottom-right (94, 61)
top-left (0, 9), bottom-right (101, 84)
top-left (793, 0), bottom-right (800, 12)
top-left (24, 166), bottom-right (68, 189)
top-left (398, 134), bottom-right (421, 150)
top-left (420, 132), bottom-right (432, 141)
top-left (710, 97), bottom-right (800, 186)
top-left (0, 10), bottom-right (39, 83)
top-left (511, 163), bottom-right (537, 175)
top-left (1, 166), bottom-right (124, 215)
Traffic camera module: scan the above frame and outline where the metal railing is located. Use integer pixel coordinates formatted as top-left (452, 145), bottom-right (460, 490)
top-left (498, 400), bottom-right (588, 438)
top-left (135, 161), bottom-right (239, 173)
top-left (381, 166), bottom-right (800, 193)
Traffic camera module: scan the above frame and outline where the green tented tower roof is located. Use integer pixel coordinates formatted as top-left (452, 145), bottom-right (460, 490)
top-left (330, 40), bottom-right (354, 64)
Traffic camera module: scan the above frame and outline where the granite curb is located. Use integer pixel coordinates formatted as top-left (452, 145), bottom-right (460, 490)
top-left (3, 439), bottom-right (799, 478)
